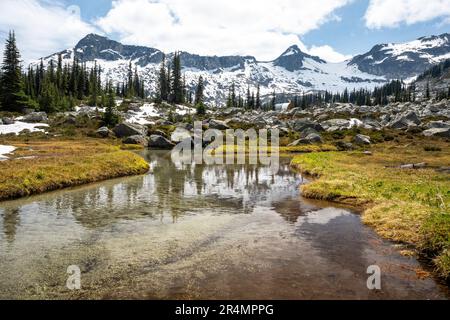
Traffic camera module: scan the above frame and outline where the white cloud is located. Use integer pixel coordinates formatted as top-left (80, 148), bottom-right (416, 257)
top-left (308, 45), bottom-right (352, 62)
top-left (0, 0), bottom-right (353, 63)
top-left (0, 0), bottom-right (96, 64)
top-left (96, 0), bottom-right (353, 60)
top-left (365, 0), bottom-right (450, 29)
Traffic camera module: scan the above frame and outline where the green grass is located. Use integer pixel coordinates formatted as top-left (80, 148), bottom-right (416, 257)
top-left (0, 138), bottom-right (149, 201)
top-left (291, 139), bottom-right (450, 279)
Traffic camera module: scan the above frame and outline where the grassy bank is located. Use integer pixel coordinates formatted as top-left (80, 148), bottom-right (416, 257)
top-left (214, 143), bottom-right (338, 155)
top-left (0, 138), bottom-right (149, 201)
top-left (291, 139), bottom-right (450, 279)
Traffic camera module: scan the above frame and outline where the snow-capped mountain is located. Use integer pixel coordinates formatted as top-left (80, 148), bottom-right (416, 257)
top-left (350, 33), bottom-right (450, 81)
top-left (36, 33), bottom-right (450, 105)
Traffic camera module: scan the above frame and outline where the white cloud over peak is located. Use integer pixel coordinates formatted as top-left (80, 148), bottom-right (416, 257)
top-left (308, 45), bottom-right (352, 63)
top-left (96, 0), bottom-right (353, 61)
top-left (365, 0), bottom-right (450, 29)
top-left (0, 0), bottom-right (96, 63)
top-left (0, 0), bottom-right (353, 63)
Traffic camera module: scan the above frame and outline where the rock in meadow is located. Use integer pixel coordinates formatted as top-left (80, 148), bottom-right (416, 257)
top-left (148, 135), bottom-right (176, 149)
top-left (113, 123), bottom-right (146, 138)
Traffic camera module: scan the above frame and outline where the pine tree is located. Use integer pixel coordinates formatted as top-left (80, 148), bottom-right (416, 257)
top-left (171, 52), bottom-right (183, 104)
top-left (246, 85), bottom-right (251, 109)
top-left (256, 84), bottom-right (261, 110)
top-left (0, 31), bottom-right (34, 112)
top-left (230, 83), bottom-right (236, 108)
top-left (103, 82), bottom-right (119, 127)
top-left (126, 61), bottom-right (134, 98)
top-left (194, 75), bottom-right (204, 105)
top-left (270, 91), bottom-right (276, 110)
top-left (56, 53), bottom-right (63, 91)
top-left (195, 75), bottom-right (206, 115)
top-left (166, 62), bottom-right (171, 102)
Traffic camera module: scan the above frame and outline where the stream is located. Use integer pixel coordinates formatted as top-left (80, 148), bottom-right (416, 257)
top-left (0, 150), bottom-right (448, 299)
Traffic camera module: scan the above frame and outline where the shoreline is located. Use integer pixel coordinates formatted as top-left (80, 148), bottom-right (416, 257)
top-left (0, 138), bottom-right (150, 202)
top-left (290, 144), bottom-right (450, 282)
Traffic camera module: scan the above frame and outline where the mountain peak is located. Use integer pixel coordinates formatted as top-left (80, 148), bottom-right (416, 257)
top-left (76, 33), bottom-right (110, 47)
top-left (281, 45), bottom-right (303, 57)
top-left (273, 45), bottom-right (325, 71)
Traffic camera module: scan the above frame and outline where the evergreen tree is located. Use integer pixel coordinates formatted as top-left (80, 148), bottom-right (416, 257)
top-left (256, 84), bottom-right (261, 110)
top-left (170, 52), bottom-right (183, 104)
top-left (270, 91), bottom-right (276, 110)
top-left (230, 82), bottom-right (236, 108)
top-left (103, 82), bottom-right (119, 127)
top-left (126, 61), bottom-right (134, 97)
top-left (0, 31), bottom-right (34, 112)
top-left (246, 85), bottom-right (251, 109)
top-left (194, 75), bottom-right (204, 105)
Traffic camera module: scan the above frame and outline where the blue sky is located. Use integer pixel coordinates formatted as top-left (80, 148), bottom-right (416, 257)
top-left (1, 0), bottom-right (450, 63)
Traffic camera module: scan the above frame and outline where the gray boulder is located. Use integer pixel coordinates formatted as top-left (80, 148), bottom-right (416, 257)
top-left (422, 128), bottom-right (450, 138)
top-left (321, 119), bottom-right (350, 132)
top-left (1, 117), bottom-right (14, 125)
top-left (209, 119), bottom-right (230, 130)
top-left (123, 135), bottom-right (148, 146)
top-left (22, 112), bottom-right (48, 123)
top-left (155, 119), bottom-right (173, 126)
top-left (292, 119), bottom-right (324, 133)
top-left (426, 121), bottom-right (450, 129)
top-left (353, 134), bottom-right (371, 145)
top-left (113, 123), bottom-right (146, 138)
top-left (175, 122), bottom-right (194, 131)
top-left (171, 127), bottom-right (192, 142)
top-left (335, 141), bottom-right (354, 151)
top-left (389, 111), bottom-right (421, 129)
top-left (96, 126), bottom-right (111, 138)
top-left (288, 133), bottom-right (322, 146)
top-left (148, 135), bottom-right (176, 149)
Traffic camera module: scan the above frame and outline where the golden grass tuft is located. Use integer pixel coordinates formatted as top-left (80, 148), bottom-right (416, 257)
top-left (291, 138), bottom-right (450, 279)
top-left (0, 138), bottom-right (149, 201)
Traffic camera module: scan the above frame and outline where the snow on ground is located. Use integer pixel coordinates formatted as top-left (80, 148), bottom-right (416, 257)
top-left (349, 118), bottom-right (364, 128)
top-left (0, 145), bottom-right (16, 161)
top-left (0, 121), bottom-right (49, 135)
top-left (125, 103), bottom-right (160, 125)
top-left (174, 105), bottom-right (196, 116)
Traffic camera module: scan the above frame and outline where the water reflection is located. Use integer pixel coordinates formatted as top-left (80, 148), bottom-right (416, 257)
top-left (0, 151), bottom-right (448, 300)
